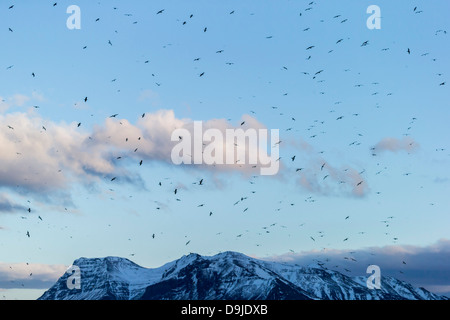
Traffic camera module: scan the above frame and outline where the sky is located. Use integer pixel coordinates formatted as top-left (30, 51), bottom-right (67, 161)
top-left (0, 0), bottom-right (449, 299)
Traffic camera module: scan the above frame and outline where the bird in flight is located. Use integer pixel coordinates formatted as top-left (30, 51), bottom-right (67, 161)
top-left (157, 9), bottom-right (164, 14)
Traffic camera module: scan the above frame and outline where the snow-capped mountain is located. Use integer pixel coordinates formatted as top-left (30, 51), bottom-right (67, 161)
top-left (38, 251), bottom-right (447, 300)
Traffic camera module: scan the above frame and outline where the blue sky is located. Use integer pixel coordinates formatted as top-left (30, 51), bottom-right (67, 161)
top-left (0, 1), bottom-right (449, 299)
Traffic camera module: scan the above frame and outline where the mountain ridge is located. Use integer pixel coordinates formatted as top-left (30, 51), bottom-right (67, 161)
top-left (38, 251), bottom-right (447, 300)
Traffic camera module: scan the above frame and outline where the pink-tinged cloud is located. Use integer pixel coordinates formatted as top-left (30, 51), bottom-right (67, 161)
top-left (0, 110), bottom-right (276, 201)
top-left (295, 157), bottom-right (369, 198)
top-left (372, 137), bottom-right (419, 154)
top-left (0, 262), bottom-right (68, 289)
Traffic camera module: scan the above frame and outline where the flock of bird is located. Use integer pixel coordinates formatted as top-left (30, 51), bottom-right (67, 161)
top-left (1, 1), bottom-right (448, 295)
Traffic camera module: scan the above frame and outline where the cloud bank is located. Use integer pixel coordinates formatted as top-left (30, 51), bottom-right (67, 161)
top-left (263, 239), bottom-right (450, 297)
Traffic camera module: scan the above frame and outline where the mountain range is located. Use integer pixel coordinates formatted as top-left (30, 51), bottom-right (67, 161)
top-left (38, 251), bottom-right (447, 300)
